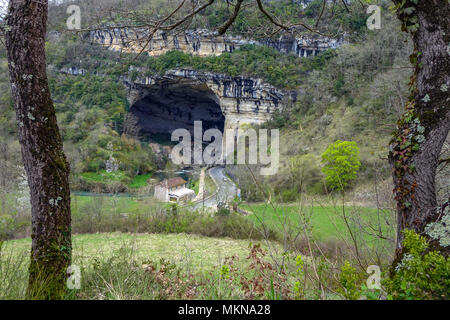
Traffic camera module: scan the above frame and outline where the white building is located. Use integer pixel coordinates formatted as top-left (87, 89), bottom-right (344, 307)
top-left (154, 177), bottom-right (195, 204)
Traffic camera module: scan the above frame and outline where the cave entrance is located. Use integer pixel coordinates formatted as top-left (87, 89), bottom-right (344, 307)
top-left (129, 83), bottom-right (225, 144)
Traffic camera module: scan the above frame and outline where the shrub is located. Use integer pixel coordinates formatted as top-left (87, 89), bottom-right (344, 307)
top-left (385, 230), bottom-right (450, 300)
top-left (0, 212), bottom-right (28, 241)
top-left (216, 204), bottom-right (231, 217)
top-left (338, 261), bottom-right (362, 300)
top-left (280, 189), bottom-right (297, 202)
top-left (289, 154), bottom-right (324, 193)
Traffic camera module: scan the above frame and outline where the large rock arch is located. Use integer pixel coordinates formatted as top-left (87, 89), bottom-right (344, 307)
top-left (124, 69), bottom-right (293, 140)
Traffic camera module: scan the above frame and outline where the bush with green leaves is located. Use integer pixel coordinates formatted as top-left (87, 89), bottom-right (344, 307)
top-left (293, 255), bottom-right (306, 299)
top-left (216, 203), bottom-right (231, 217)
top-left (337, 260), bottom-right (363, 300)
top-left (0, 211), bottom-right (28, 241)
top-left (143, 45), bottom-right (329, 89)
top-left (385, 229), bottom-right (450, 300)
top-left (289, 154), bottom-right (324, 193)
top-left (321, 140), bottom-right (361, 191)
top-left (280, 189), bottom-right (298, 202)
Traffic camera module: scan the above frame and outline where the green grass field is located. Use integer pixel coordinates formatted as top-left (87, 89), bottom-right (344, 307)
top-left (80, 171), bottom-right (153, 189)
top-left (80, 170), bottom-right (128, 183)
top-left (129, 173), bottom-right (153, 189)
top-left (71, 194), bottom-right (144, 213)
top-left (0, 200), bottom-right (395, 299)
top-left (241, 203), bottom-right (395, 246)
top-left (2, 232), bottom-right (280, 273)
top-left (72, 196), bottom-right (395, 246)
top-left (0, 233), bottom-right (286, 299)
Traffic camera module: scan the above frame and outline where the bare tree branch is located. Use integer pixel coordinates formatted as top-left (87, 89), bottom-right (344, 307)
top-left (217, 0), bottom-right (244, 35)
top-left (315, 0), bottom-right (327, 28)
top-left (341, 0), bottom-right (350, 13)
top-left (255, 0), bottom-right (322, 35)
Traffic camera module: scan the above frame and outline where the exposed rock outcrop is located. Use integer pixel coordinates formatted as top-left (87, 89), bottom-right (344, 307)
top-left (89, 28), bottom-right (342, 58)
top-left (52, 64), bottom-right (293, 138)
top-left (123, 68), bottom-right (294, 138)
top-left (59, 27), bottom-right (326, 141)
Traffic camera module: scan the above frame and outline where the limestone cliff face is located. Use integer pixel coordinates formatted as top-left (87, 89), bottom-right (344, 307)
top-left (52, 64), bottom-right (293, 136)
top-left (89, 28), bottom-right (341, 58)
top-left (85, 28), bottom-right (338, 136)
top-left (61, 28), bottom-right (321, 138)
top-left (123, 68), bottom-right (294, 138)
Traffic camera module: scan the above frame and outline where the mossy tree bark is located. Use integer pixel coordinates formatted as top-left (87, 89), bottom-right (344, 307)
top-left (5, 0), bottom-right (72, 299)
top-left (390, 0), bottom-right (450, 260)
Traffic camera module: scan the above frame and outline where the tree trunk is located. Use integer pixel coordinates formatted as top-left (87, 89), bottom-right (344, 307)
top-left (5, 0), bottom-right (72, 299)
top-left (390, 0), bottom-right (450, 260)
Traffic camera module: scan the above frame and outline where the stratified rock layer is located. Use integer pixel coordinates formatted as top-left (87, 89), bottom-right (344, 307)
top-left (89, 28), bottom-right (341, 58)
top-left (123, 69), bottom-right (294, 138)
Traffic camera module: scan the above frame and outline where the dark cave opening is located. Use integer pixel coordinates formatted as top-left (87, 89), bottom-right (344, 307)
top-left (128, 84), bottom-right (225, 144)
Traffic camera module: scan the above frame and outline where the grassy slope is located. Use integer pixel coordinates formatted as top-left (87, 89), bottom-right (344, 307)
top-left (241, 203), bottom-right (395, 246)
top-left (205, 174), bottom-right (216, 197)
top-left (3, 232), bottom-right (280, 273)
top-left (1, 233), bottom-right (285, 299)
top-left (129, 173), bottom-right (153, 189)
top-left (80, 170), bottom-right (128, 184)
top-left (71, 195), bottom-right (143, 212)
top-left (80, 171), bottom-right (154, 189)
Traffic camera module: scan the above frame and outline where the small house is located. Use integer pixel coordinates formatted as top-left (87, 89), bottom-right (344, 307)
top-left (154, 177), bottom-right (195, 204)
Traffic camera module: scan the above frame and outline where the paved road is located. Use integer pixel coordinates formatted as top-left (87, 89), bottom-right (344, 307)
top-left (192, 166), bottom-right (238, 210)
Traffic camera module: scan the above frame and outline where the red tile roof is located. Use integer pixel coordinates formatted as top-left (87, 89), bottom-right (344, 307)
top-left (157, 177), bottom-right (187, 188)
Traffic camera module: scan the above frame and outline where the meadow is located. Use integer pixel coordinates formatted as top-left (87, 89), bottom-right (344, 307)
top-left (0, 232), bottom-right (302, 300)
top-left (0, 194), bottom-right (399, 300)
top-left (2, 232), bottom-right (280, 274)
top-left (2, 193), bottom-right (396, 249)
top-left (70, 195), bottom-right (396, 246)
top-left (241, 203), bottom-right (395, 242)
